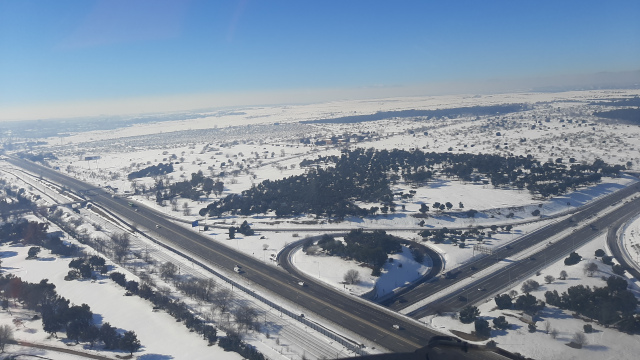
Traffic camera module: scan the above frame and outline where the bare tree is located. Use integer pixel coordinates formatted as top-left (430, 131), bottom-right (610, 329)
top-left (559, 270), bottom-right (568, 280)
top-left (508, 290), bottom-right (518, 299)
top-left (550, 328), bottom-right (558, 339)
top-left (0, 324), bottom-right (13, 353)
top-left (111, 233), bottom-right (131, 263)
top-left (196, 278), bottom-right (216, 301)
top-left (234, 304), bottom-right (259, 332)
top-left (160, 262), bottom-right (178, 280)
top-left (343, 269), bottom-right (361, 285)
top-left (211, 288), bottom-right (235, 315)
top-left (583, 262), bottom-right (598, 277)
top-left (543, 321), bottom-right (551, 334)
top-left (572, 331), bottom-right (588, 347)
top-left (158, 286), bottom-right (172, 298)
top-left (521, 279), bottom-right (540, 293)
top-left (544, 275), bottom-right (555, 284)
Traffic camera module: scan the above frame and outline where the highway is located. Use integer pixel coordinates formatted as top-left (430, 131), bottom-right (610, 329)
top-left (387, 181), bottom-right (640, 313)
top-left (5, 156), bottom-right (448, 354)
top-left (406, 192), bottom-right (640, 318)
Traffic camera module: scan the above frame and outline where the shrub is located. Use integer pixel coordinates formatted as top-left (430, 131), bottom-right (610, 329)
top-left (459, 305), bottom-right (480, 324)
top-left (564, 252), bottom-right (582, 266)
top-left (109, 272), bottom-right (127, 287)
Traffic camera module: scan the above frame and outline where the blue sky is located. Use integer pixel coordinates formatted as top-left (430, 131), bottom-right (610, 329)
top-left (1, 0), bottom-right (639, 120)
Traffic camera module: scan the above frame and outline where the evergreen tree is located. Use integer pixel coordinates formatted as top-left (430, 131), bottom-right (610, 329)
top-left (119, 331), bottom-right (141, 355)
top-left (99, 323), bottom-right (120, 350)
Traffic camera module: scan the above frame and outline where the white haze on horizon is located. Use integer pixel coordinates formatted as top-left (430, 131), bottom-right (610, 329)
top-left (1, 69), bottom-right (638, 123)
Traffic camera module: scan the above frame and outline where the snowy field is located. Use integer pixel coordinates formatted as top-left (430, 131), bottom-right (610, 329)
top-left (0, 174), bottom-right (364, 360)
top-left (2, 89), bottom-right (640, 358)
top-left (292, 241), bottom-right (432, 298)
top-left (622, 214), bottom-right (640, 272)
top-left (0, 241), bottom-right (244, 360)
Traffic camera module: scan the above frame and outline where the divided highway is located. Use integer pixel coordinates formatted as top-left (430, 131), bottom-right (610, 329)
top-left (388, 181), bottom-right (640, 314)
top-left (5, 157), bottom-right (444, 354)
top-left (408, 195), bottom-right (640, 318)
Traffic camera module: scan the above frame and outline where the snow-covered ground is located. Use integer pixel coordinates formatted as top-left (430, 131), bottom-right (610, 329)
top-left (3, 89), bottom-right (640, 359)
top-left (1, 242), bottom-right (244, 360)
top-left (0, 176), bottom-right (365, 360)
top-left (622, 214), bottom-right (640, 272)
top-left (422, 232), bottom-right (640, 360)
top-left (292, 242), bottom-right (432, 298)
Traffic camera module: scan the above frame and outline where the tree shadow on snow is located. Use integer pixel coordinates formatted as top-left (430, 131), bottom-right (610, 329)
top-left (138, 354), bottom-right (174, 360)
top-left (36, 256), bottom-right (56, 261)
top-left (491, 323), bottom-right (522, 338)
top-left (0, 250), bottom-right (18, 258)
top-left (539, 307), bottom-right (572, 320)
top-left (92, 313), bottom-right (104, 326)
top-left (584, 344), bottom-right (608, 351)
top-left (426, 180), bottom-right (449, 189)
top-left (377, 213), bottom-right (408, 221)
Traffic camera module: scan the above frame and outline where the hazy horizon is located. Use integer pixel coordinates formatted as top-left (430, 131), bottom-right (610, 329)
top-left (1, 0), bottom-right (639, 121)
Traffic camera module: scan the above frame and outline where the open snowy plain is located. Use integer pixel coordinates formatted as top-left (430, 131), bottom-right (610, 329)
top-left (2, 89), bottom-right (640, 359)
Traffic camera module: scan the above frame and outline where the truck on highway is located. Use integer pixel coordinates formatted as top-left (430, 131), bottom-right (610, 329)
top-left (234, 265), bottom-right (241, 273)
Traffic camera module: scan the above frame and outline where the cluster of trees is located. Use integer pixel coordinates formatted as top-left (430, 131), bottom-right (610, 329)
top-left (494, 291), bottom-right (546, 315)
top-left (0, 274), bottom-right (141, 354)
top-left (0, 218), bottom-right (78, 257)
top-left (64, 256), bottom-right (107, 281)
top-left (418, 225), bottom-right (510, 246)
top-left (462, 290), bottom-right (548, 339)
top-left (0, 186), bottom-right (35, 214)
top-left (107, 270), bottom-right (219, 345)
top-left (564, 251), bottom-right (582, 266)
top-left (317, 230), bottom-right (402, 275)
top-left (418, 201), bottom-right (463, 214)
top-left (0, 219), bottom-right (48, 245)
top-left (201, 148), bottom-right (622, 219)
top-left (594, 108), bottom-right (640, 125)
top-left (544, 275), bottom-right (639, 331)
top-left (45, 208), bottom-right (135, 262)
top-left (116, 260), bottom-right (265, 360)
top-left (127, 162), bottom-right (174, 180)
top-left (458, 305), bottom-right (493, 338)
top-left (218, 331), bottom-right (265, 360)
top-left (228, 220), bottom-right (255, 239)
top-left (301, 104), bottom-right (527, 125)
top-left (154, 170), bottom-right (224, 203)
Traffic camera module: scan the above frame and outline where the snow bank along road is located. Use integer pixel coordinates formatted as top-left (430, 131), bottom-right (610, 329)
top-left (6, 157), bottom-right (509, 359)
